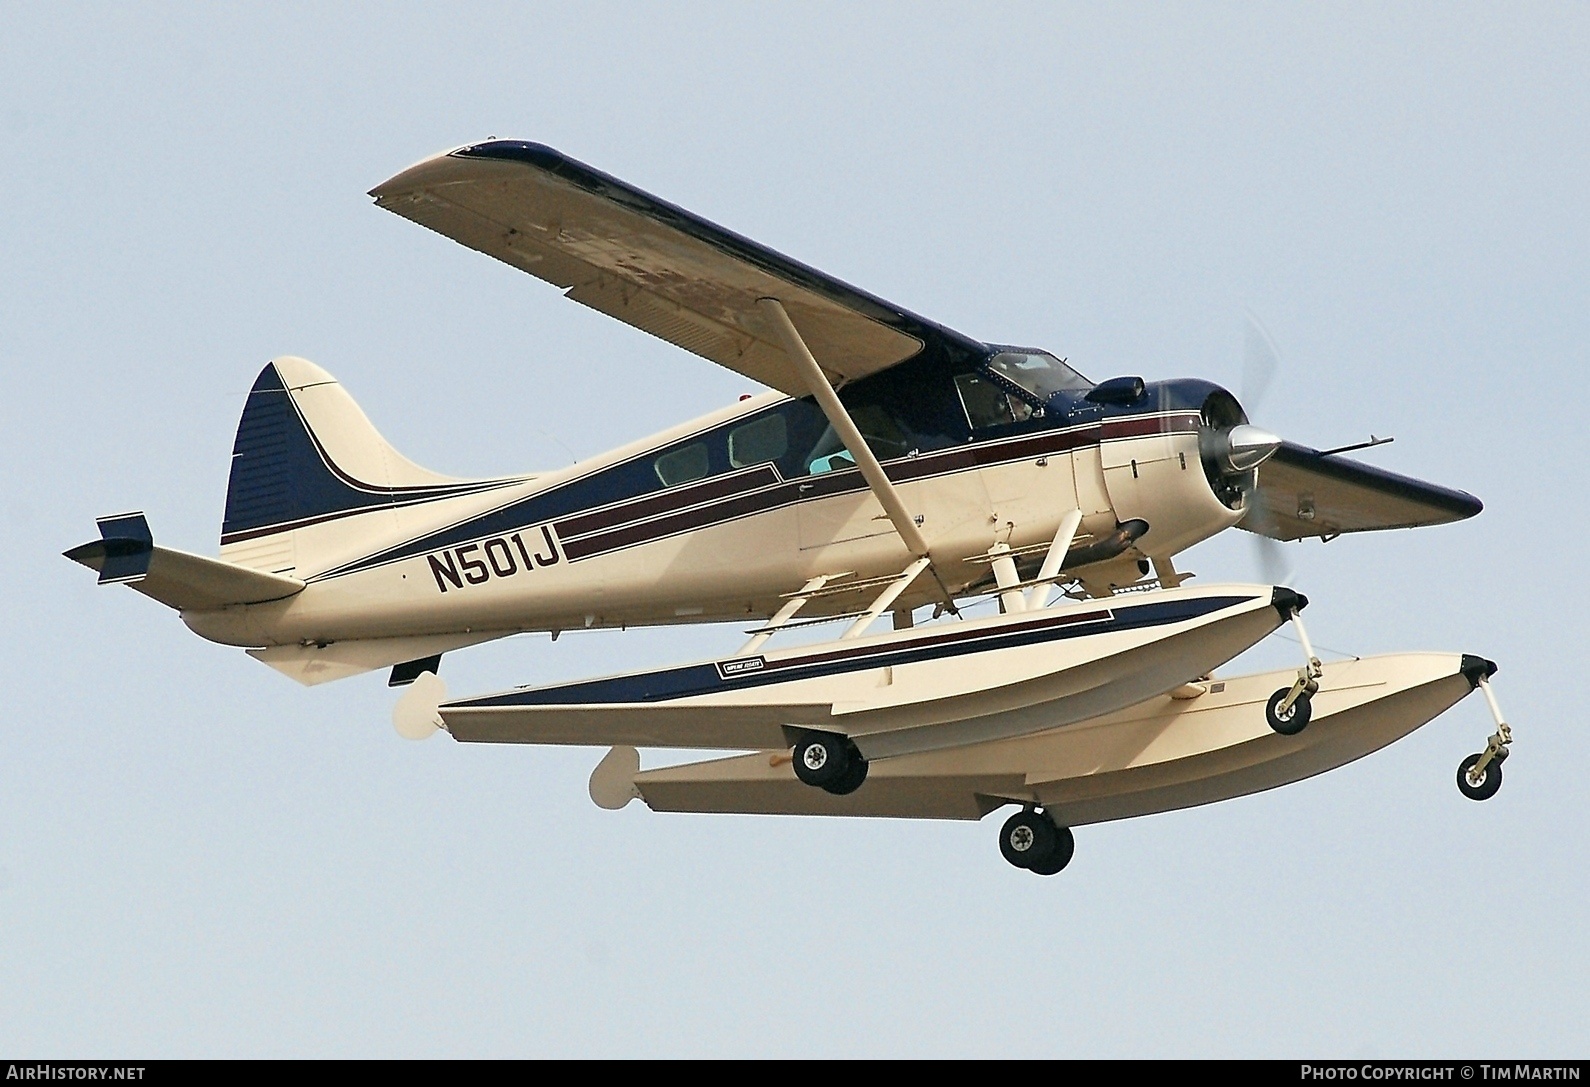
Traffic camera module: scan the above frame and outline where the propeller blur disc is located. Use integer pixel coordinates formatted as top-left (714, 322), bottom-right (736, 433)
top-left (1242, 310), bottom-right (1283, 414)
top-left (1252, 534), bottom-right (1297, 587)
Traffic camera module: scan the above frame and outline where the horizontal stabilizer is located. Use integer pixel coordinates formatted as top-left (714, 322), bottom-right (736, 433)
top-left (65, 512), bottom-right (304, 610)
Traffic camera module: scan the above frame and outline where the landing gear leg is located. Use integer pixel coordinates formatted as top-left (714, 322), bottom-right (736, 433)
top-left (999, 808), bottom-right (1075, 875)
top-left (1458, 659), bottom-right (1511, 802)
top-left (1266, 606), bottom-right (1323, 735)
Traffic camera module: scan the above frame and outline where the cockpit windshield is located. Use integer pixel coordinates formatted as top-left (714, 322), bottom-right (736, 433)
top-left (986, 350), bottom-right (1092, 401)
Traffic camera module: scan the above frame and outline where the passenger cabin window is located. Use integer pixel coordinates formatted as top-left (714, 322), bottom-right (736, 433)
top-left (956, 371), bottom-right (1034, 430)
top-left (728, 414), bottom-right (787, 469)
top-left (654, 442), bottom-right (710, 487)
top-left (803, 405), bottom-right (912, 474)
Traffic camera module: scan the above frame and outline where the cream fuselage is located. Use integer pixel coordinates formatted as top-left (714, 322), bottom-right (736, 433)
top-left (186, 388), bottom-right (1244, 650)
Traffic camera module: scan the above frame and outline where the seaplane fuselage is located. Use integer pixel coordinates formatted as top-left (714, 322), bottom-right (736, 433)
top-left (185, 355), bottom-right (1248, 654)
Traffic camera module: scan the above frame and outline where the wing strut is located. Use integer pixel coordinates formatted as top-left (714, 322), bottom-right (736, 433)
top-left (758, 298), bottom-right (959, 614)
top-left (757, 297), bottom-right (932, 557)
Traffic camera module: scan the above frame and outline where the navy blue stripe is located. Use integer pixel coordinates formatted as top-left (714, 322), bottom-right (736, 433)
top-left (311, 406), bottom-right (1202, 581)
top-left (306, 416), bottom-right (753, 580)
top-left (557, 411), bottom-right (1205, 563)
top-left (446, 595), bottom-right (1253, 709)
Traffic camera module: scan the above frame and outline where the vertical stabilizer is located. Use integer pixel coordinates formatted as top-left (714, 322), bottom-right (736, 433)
top-left (220, 357), bottom-right (526, 577)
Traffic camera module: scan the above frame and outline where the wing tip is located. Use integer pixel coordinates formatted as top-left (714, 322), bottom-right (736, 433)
top-left (451, 139), bottom-right (565, 168)
top-left (369, 138), bottom-right (567, 201)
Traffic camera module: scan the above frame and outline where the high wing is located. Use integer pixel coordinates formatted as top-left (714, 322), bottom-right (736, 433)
top-left (1243, 441), bottom-right (1483, 541)
top-left (369, 140), bottom-right (988, 395)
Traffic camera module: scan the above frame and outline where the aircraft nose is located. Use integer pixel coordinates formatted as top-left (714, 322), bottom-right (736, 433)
top-left (1221, 424), bottom-right (1282, 472)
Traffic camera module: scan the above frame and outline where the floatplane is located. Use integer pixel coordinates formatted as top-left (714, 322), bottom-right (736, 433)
top-left (67, 141), bottom-right (1514, 874)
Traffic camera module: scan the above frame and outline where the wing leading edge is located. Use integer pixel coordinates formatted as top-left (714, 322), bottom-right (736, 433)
top-left (1243, 441), bottom-right (1483, 541)
top-left (370, 140), bottom-right (989, 396)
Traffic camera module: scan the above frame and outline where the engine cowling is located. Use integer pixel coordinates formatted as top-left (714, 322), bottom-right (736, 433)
top-left (1098, 386), bottom-right (1277, 563)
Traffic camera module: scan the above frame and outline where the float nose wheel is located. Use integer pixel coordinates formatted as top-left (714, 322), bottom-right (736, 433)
top-left (791, 731), bottom-right (869, 795)
top-left (1457, 752), bottom-right (1503, 801)
top-left (1266, 687), bottom-right (1312, 734)
top-left (1456, 662), bottom-right (1512, 802)
top-left (1266, 602), bottom-right (1322, 736)
top-left (999, 808), bottom-right (1075, 875)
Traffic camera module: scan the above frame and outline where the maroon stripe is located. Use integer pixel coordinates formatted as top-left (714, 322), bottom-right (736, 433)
top-left (1101, 413), bottom-right (1200, 441)
top-left (560, 412), bottom-right (1201, 562)
top-left (555, 465), bottom-right (780, 540)
top-left (561, 485), bottom-right (796, 560)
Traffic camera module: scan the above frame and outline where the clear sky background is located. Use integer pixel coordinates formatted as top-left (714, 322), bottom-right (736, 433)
top-left (3, 3), bottom-right (1586, 1057)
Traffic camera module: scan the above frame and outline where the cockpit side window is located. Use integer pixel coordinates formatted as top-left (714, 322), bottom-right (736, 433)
top-left (955, 371), bottom-right (1035, 430)
top-left (654, 442), bottom-right (710, 487)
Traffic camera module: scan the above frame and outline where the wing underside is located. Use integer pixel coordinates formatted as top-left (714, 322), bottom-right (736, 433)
top-left (1244, 441), bottom-right (1483, 541)
top-left (370, 141), bottom-right (987, 395)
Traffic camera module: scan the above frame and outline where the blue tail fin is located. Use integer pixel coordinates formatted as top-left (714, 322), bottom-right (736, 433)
top-left (221, 357), bottom-right (512, 548)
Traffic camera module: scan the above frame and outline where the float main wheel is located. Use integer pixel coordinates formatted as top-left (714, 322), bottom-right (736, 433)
top-left (791, 732), bottom-right (853, 789)
top-left (999, 810), bottom-right (1058, 870)
top-left (822, 755), bottom-right (869, 796)
top-left (1028, 826), bottom-right (1076, 876)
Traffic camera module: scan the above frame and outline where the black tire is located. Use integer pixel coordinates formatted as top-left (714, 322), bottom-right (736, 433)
top-left (999, 810), bottom-right (1058, 869)
top-left (791, 732), bottom-right (852, 789)
top-left (822, 754), bottom-right (869, 795)
top-left (1266, 688), bottom-right (1312, 735)
top-left (1457, 753), bottom-right (1502, 801)
top-left (1028, 825), bottom-right (1076, 876)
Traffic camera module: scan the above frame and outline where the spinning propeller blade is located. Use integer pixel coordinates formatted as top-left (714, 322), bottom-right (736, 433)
top-left (1240, 312), bottom-right (1292, 582)
top-left (1242, 309), bottom-right (1283, 416)
top-left (1254, 534), bottom-right (1296, 587)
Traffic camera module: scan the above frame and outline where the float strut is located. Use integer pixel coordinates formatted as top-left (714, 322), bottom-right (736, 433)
top-left (1275, 608), bottom-right (1324, 717)
top-left (1465, 675), bottom-right (1513, 784)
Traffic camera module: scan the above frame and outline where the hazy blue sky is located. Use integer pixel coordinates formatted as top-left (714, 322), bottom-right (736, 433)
top-left (3, 3), bottom-right (1586, 1056)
